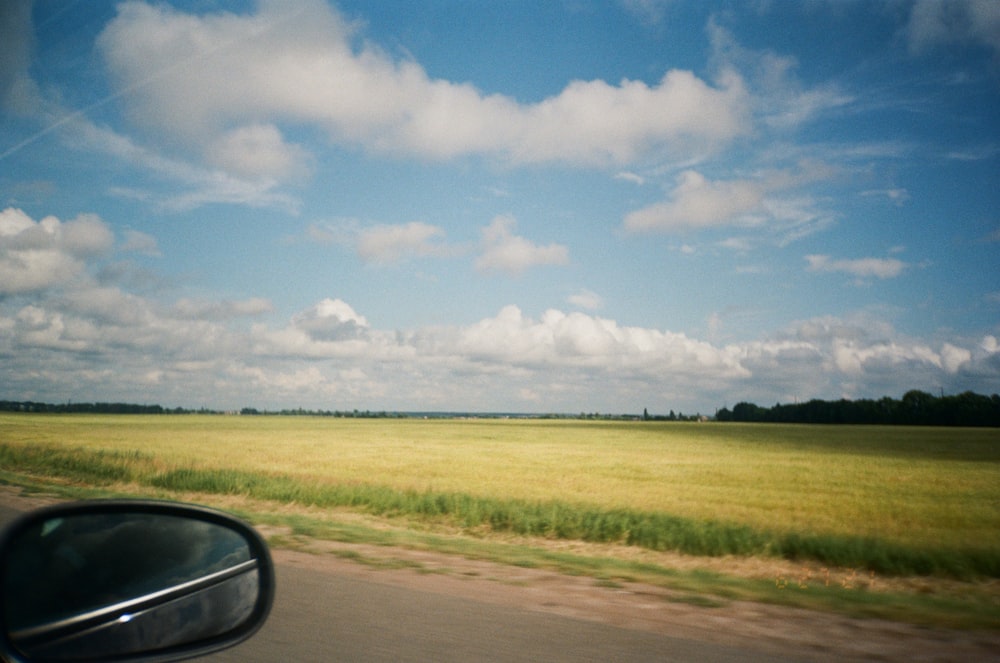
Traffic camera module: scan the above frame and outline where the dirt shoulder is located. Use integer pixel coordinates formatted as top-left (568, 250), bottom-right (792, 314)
top-left (2, 487), bottom-right (997, 662)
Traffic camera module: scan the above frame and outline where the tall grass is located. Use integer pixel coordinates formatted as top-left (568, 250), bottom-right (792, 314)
top-left (0, 442), bottom-right (151, 484)
top-left (2, 440), bottom-right (997, 578)
top-left (2, 414), bottom-right (998, 579)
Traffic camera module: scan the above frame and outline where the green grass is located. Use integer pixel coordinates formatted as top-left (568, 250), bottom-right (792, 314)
top-left (3, 452), bottom-right (996, 578)
top-left (3, 415), bottom-right (997, 545)
top-left (1, 414), bottom-right (997, 581)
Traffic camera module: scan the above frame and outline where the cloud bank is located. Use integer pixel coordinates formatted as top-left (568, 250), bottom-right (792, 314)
top-left (2, 208), bottom-right (995, 413)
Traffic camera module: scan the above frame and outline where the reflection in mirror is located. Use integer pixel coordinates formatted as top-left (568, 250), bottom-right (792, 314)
top-left (2, 510), bottom-right (264, 661)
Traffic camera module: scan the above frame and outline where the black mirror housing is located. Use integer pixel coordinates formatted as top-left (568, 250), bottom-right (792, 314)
top-left (0, 500), bottom-right (274, 663)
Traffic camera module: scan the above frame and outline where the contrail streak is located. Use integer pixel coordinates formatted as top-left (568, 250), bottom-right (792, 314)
top-left (1, 4), bottom-right (305, 163)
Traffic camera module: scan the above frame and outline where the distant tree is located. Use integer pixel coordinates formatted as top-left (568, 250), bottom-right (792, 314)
top-left (721, 391), bottom-right (1000, 427)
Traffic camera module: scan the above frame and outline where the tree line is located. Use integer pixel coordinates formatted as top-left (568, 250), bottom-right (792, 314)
top-left (0, 401), bottom-right (202, 414)
top-left (714, 390), bottom-right (1000, 427)
top-left (4, 390), bottom-right (999, 426)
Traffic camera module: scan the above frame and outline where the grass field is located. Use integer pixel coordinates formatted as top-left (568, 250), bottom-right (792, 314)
top-left (1, 413), bottom-right (999, 625)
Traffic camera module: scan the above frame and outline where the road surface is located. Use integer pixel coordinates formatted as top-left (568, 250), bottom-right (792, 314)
top-left (203, 560), bottom-right (787, 663)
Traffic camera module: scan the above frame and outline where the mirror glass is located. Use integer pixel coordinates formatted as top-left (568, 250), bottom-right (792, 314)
top-left (2, 510), bottom-right (263, 661)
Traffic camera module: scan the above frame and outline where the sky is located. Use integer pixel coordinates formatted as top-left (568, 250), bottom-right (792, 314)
top-left (1, 0), bottom-right (998, 414)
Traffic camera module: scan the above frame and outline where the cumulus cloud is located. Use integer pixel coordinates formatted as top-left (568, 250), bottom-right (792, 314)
top-left (805, 254), bottom-right (907, 280)
top-left (3, 274), bottom-right (998, 411)
top-left (830, 340), bottom-right (955, 376)
top-left (0, 208), bottom-right (114, 294)
top-left (455, 306), bottom-right (749, 377)
top-left (730, 315), bottom-right (986, 405)
top-left (0, 199), bottom-right (992, 413)
top-left (476, 216), bottom-right (569, 275)
top-left (96, 1), bottom-right (749, 169)
top-left (291, 298), bottom-right (369, 342)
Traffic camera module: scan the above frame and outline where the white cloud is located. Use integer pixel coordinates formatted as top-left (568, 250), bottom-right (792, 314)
top-left (3, 274), bottom-right (998, 411)
top-left (0, 208), bottom-right (113, 294)
top-left (805, 254), bottom-right (907, 280)
top-left (60, 214), bottom-right (115, 256)
top-left (291, 298), bottom-right (369, 342)
top-left (96, 1), bottom-right (750, 168)
top-left (12, 305), bottom-right (92, 352)
top-left (730, 315), bottom-right (985, 404)
top-left (451, 306), bottom-right (750, 378)
top-left (624, 170), bottom-right (766, 232)
top-left (831, 340), bottom-right (937, 376)
top-left (476, 216), bottom-right (569, 275)
top-left (941, 342), bottom-right (973, 373)
top-left (623, 163), bottom-right (836, 239)
top-left (827, 338), bottom-right (973, 377)
top-left (982, 335), bottom-right (999, 353)
top-left (73, 119), bottom-right (299, 213)
top-left (357, 222), bottom-right (450, 265)
top-left (567, 289), bottom-right (604, 311)
top-left (615, 171), bottom-right (646, 185)
top-left (205, 123), bottom-right (310, 181)
top-left (0, 13), bottom-right (299, 216)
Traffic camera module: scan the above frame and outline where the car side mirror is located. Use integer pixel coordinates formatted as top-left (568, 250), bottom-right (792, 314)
top-left (0, 500), bottom-right (274, 663)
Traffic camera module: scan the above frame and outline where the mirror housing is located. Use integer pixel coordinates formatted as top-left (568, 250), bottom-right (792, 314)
top-left (0, 500), bottom-right (274, 663)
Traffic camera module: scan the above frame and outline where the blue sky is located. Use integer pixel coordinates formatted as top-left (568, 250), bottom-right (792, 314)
top-left (1, 0), bottom-right (998, 413)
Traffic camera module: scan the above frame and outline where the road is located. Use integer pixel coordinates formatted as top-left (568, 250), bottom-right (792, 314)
top-left (201, 561), bottom-right (793, 663)
top-left (0, 502), bottom-right (807, 663)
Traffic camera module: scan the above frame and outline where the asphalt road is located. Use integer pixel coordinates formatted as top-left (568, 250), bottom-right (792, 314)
top-left (0, 503), bottom-right (805, 663)
top-left (201, 562), bottom-right (788, 663)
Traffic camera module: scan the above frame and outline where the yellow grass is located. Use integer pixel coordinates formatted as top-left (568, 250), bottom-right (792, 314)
top-left (2, 414), bottom-right (997, 551)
